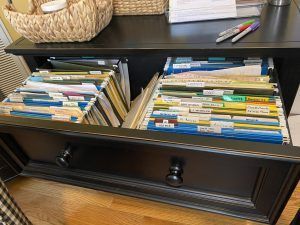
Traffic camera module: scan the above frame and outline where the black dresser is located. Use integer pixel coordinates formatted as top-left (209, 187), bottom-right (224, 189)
top-left (1, 1), bottom-right (300, 224)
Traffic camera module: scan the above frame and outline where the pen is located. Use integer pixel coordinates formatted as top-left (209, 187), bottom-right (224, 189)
top-left (216, 24), bottom-right (251, 43)
top-left (232, 22), bottom-right (260, 43)
top-left (218, 19), bottom-right (255, 37)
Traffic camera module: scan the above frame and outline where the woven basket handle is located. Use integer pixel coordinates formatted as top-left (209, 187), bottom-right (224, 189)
top-left (5, 0), bottom-right (36, 14)
top-left (6, 0), bottom-right (16, 10)
top-left (27, 0), bottom-right (36, 14)
top-left (6, 0), bottom-right (13, 4)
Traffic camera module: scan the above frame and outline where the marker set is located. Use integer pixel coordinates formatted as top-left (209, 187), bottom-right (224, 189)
top-left (217, 19), bottom-right (260, 43)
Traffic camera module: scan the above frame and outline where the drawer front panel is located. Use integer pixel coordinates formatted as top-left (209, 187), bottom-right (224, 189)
top-left (1, 124), bottom-right (298, 224)
top-left (5, 126), bottom-right (274, 197)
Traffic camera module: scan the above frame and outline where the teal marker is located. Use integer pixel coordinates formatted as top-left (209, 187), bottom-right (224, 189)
top-left (218, 19), bottom-right (255, 37)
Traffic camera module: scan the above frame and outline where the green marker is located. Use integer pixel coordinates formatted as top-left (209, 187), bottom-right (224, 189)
top-left (219, 19), bottom-right (255, 37)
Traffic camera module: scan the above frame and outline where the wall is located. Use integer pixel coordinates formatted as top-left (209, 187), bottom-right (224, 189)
top-left (0, 0), bottom-right (28, 41)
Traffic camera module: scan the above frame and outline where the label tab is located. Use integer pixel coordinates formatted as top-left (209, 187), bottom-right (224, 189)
top-left (164, 99), bottom-right (182, 103)
top-left (68, 96), bottom-right (85, 101)
top-left (89, 71), bottom-right (102, 75)
top-left (210, 121), bottom-right (234, 128)
top-left (178, 116), bottom-right (199, 123)
top-left (49, 92), bottom-right (63, 97)
top-left (63, 101), bottom-right (79, 107)
top-left (197, 126), bottom-right (222, 134)
top-left (98, 60), bottom-right (106, 65)
top-left (153, 111), bottom-right (179, 116)
top-left (0, 106), bottom-right (12, 114)
top-left (223, 95), bottom-right (246, 102)
top-left (203, 89), bottom-right (224, 96)
top-left (181, 102), bottom-right (203, 107)
top-left (190, 108), bottom-right (212, 113)
top-left (173, 63), bottom-right (191, 69)
top-left (186, 82), bottom-right (205, 87)
top-left (39, 70), bottom-right (49, 74)
top-left (222, 90), bottom-right (234, 95)
top-left (190, 61), bottom-right (202, 67)
top-left (155, 123), bottom-right (175, 128)
top-left (169, 106), bottom-right (190, 112)
top-left (202, 102), bottom-right (223, 108)
top-left (9, 95), bottom-right (23, 102)
top-left (192, 96), bottom-right (213, 101)
top-left (50, 76), bottom-right (63, 81)
top-left (246, 96), bottom-right (269, 102)
top-left (246, 105), bottom-right (270, 115)
top-left (203, 89), bottom-right (234, 96)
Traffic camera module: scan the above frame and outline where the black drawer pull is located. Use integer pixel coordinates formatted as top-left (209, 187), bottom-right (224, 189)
top-left (166, 164), bottom-right (183, 187)
top-left (56, 145), bottom-right (72, 168)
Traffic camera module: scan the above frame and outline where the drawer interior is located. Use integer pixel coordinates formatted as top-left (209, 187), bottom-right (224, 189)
top-left (0, 56), bottom-right (297, 155)
top-left (0, 57), bottom-right (289, 142)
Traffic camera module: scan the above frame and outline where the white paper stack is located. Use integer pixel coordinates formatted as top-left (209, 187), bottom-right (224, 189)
top-left (168, 0), bottom-right (238, 23)
top-left (168, 0), bottom-right (266, 23)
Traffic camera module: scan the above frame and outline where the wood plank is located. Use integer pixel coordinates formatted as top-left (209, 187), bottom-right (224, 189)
top-left (6, 177), bottom-right (300, 225)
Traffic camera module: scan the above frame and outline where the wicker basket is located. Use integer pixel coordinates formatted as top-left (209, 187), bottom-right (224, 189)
top-left (113, 0), bottom-right (168, 15)
top-left (3, 0), bottom-right (113, 43)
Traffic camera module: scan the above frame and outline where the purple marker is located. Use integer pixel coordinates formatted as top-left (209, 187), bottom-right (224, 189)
top-left (232, 22), bottom-right (260, 43)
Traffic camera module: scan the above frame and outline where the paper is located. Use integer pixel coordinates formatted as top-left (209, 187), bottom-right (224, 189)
top-left (137, 57), bottom-right (290, 145)
top-left (0, 58), bottom-right (130, 127)
top-left (169, 0), bottom-right (237, 23)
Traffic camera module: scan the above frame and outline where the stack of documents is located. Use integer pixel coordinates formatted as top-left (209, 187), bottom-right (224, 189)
top-left (167, 0), bottom-right (266, 23)
top-left (168, 0), bottom-right (237, 23)
top-left (44, 57), bottom-right (130, 105)
top-left (0, 58), bottom-right (130, 126)
top-left (138, 57), bottom-right (290, 145)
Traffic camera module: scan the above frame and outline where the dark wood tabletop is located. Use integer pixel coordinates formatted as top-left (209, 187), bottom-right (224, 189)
top-left (5, 1), bottom-right (300, 57)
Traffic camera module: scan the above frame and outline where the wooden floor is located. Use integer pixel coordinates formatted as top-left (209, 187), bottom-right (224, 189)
top-left (6, 177), bottom-right (299, 225)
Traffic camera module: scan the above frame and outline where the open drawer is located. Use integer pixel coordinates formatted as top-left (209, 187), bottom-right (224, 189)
top-left (0, 58), bottom-right (299, 225)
